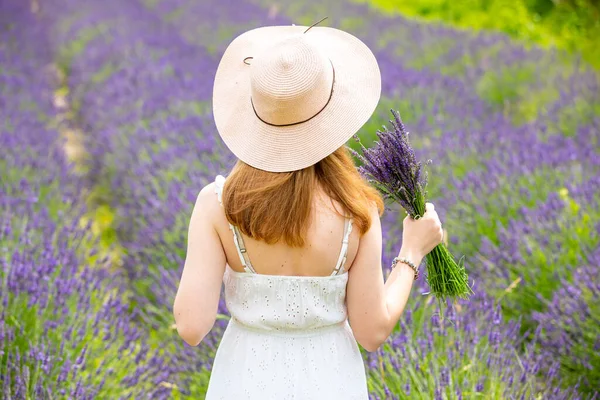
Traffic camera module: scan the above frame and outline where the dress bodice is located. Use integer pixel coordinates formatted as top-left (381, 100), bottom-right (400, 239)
top-left (223, 265), bottom-right (349, 334)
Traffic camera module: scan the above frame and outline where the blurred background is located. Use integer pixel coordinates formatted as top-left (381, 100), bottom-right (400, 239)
top-left (1, 0), bottom-right (598, 399)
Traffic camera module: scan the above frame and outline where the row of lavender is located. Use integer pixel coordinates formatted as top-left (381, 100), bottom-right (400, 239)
top-left (10, 0), bottom-right (599, 398)
top-left (0, 2), bottom-right (180, 398)
top-left (41, 0), bottom-right (269, 397)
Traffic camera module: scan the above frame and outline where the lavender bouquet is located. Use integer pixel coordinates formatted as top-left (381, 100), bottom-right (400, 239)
top-left (351, 109), bottom-right (472, 300)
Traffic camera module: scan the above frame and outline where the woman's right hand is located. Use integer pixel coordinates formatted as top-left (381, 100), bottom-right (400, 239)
top-left (401, 202), bottom-right (444, 259)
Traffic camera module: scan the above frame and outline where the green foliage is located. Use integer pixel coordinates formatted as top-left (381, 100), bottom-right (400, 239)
top-left (474, 60), bottom-right (599, 126)
top-left (56, 24), bottom-right (108, 75)
top-left (353, 96), bottom-right (443, 155)
top-left (360, 0), bottom-right (600, 68)
top-left (496, 188), bottom-right (600, 320)
top-left (555, 97), bottom-right (600, 137)
top-left (476, 63), bottom-right (537, 105)
top-left (406, 37), bottom-right (455, 70)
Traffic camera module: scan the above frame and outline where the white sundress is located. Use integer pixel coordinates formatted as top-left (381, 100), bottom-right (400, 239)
top-left (205, 174), bottom-right (369, 400)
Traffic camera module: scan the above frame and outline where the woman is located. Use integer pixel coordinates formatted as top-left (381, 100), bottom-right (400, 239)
top-left (173, 23), bottom-right (444, 399)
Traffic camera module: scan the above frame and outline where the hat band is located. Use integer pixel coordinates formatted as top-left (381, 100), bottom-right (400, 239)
top-left (250, 60), bottom-right (336, 127)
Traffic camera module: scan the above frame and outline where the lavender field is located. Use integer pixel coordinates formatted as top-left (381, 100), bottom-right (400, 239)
top-left (1, 0), bottom-right (599, 398)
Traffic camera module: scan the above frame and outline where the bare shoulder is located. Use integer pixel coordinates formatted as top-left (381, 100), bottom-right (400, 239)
top-left (198, 181), bottom-right (217, 198)
top-left (191, 181), bottom-right (221, 219)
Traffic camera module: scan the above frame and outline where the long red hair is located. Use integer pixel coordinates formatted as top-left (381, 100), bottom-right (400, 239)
top-left (221, 145), bottom-right (385, 247)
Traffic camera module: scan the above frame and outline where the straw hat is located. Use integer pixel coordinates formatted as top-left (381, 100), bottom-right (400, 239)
top-left (212, 24), bottom-right (381, 173)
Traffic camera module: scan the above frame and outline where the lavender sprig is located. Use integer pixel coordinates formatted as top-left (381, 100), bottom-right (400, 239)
top-left (351, 109), bottom-right (472, 301)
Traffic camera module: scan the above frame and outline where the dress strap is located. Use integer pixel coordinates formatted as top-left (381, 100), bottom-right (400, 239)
top-left (214, 175), bottom-right (257, 274)
top-left (331, 217), bottom-right (353, 276)
top-left (231, 225), bottom-right (257, 273)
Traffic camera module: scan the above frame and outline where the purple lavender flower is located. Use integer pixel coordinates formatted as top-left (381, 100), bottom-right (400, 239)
top-left (352, 109), bottom-right (471, 300)
top-left (351, 110), bottom-right (429, 217)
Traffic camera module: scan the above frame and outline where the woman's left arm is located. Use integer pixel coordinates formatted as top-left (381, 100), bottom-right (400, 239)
top-left (173, 183), bottom-right (226, 346)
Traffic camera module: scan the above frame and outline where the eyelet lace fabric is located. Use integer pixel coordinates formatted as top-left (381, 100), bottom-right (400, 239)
top-left (205, 175), bottom-right (369, 400)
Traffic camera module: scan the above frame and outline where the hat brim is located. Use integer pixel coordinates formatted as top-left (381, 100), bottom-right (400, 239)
top-left (212, 25), bottom-right (381, 173)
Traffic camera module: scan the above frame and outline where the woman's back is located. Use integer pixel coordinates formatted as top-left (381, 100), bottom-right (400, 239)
top-left (205, 174), bottom-right (369, 399)
top-left (213, 175), bottom-right (360, 278)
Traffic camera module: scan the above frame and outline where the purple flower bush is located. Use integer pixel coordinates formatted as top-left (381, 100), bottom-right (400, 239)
top-left (1, 2), bottom-right (177, 398)
top-left (4, 0), bottom-right (599, 397)
top-left (532, 248), bottom-right (600, 393)
top-left (366, 291), bottom-right (580, 400)
top-left (477, 178), bottom-right (600, 323)
top-left (39, 0), bottom-right (291, 395)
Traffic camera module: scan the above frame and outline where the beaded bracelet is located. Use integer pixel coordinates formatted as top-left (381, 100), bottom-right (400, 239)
top-left (391, 257), bottom-right (419, 280)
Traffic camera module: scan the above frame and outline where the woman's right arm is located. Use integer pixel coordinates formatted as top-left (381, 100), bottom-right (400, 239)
top-left (346, 202), bottom-right (443, 352)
